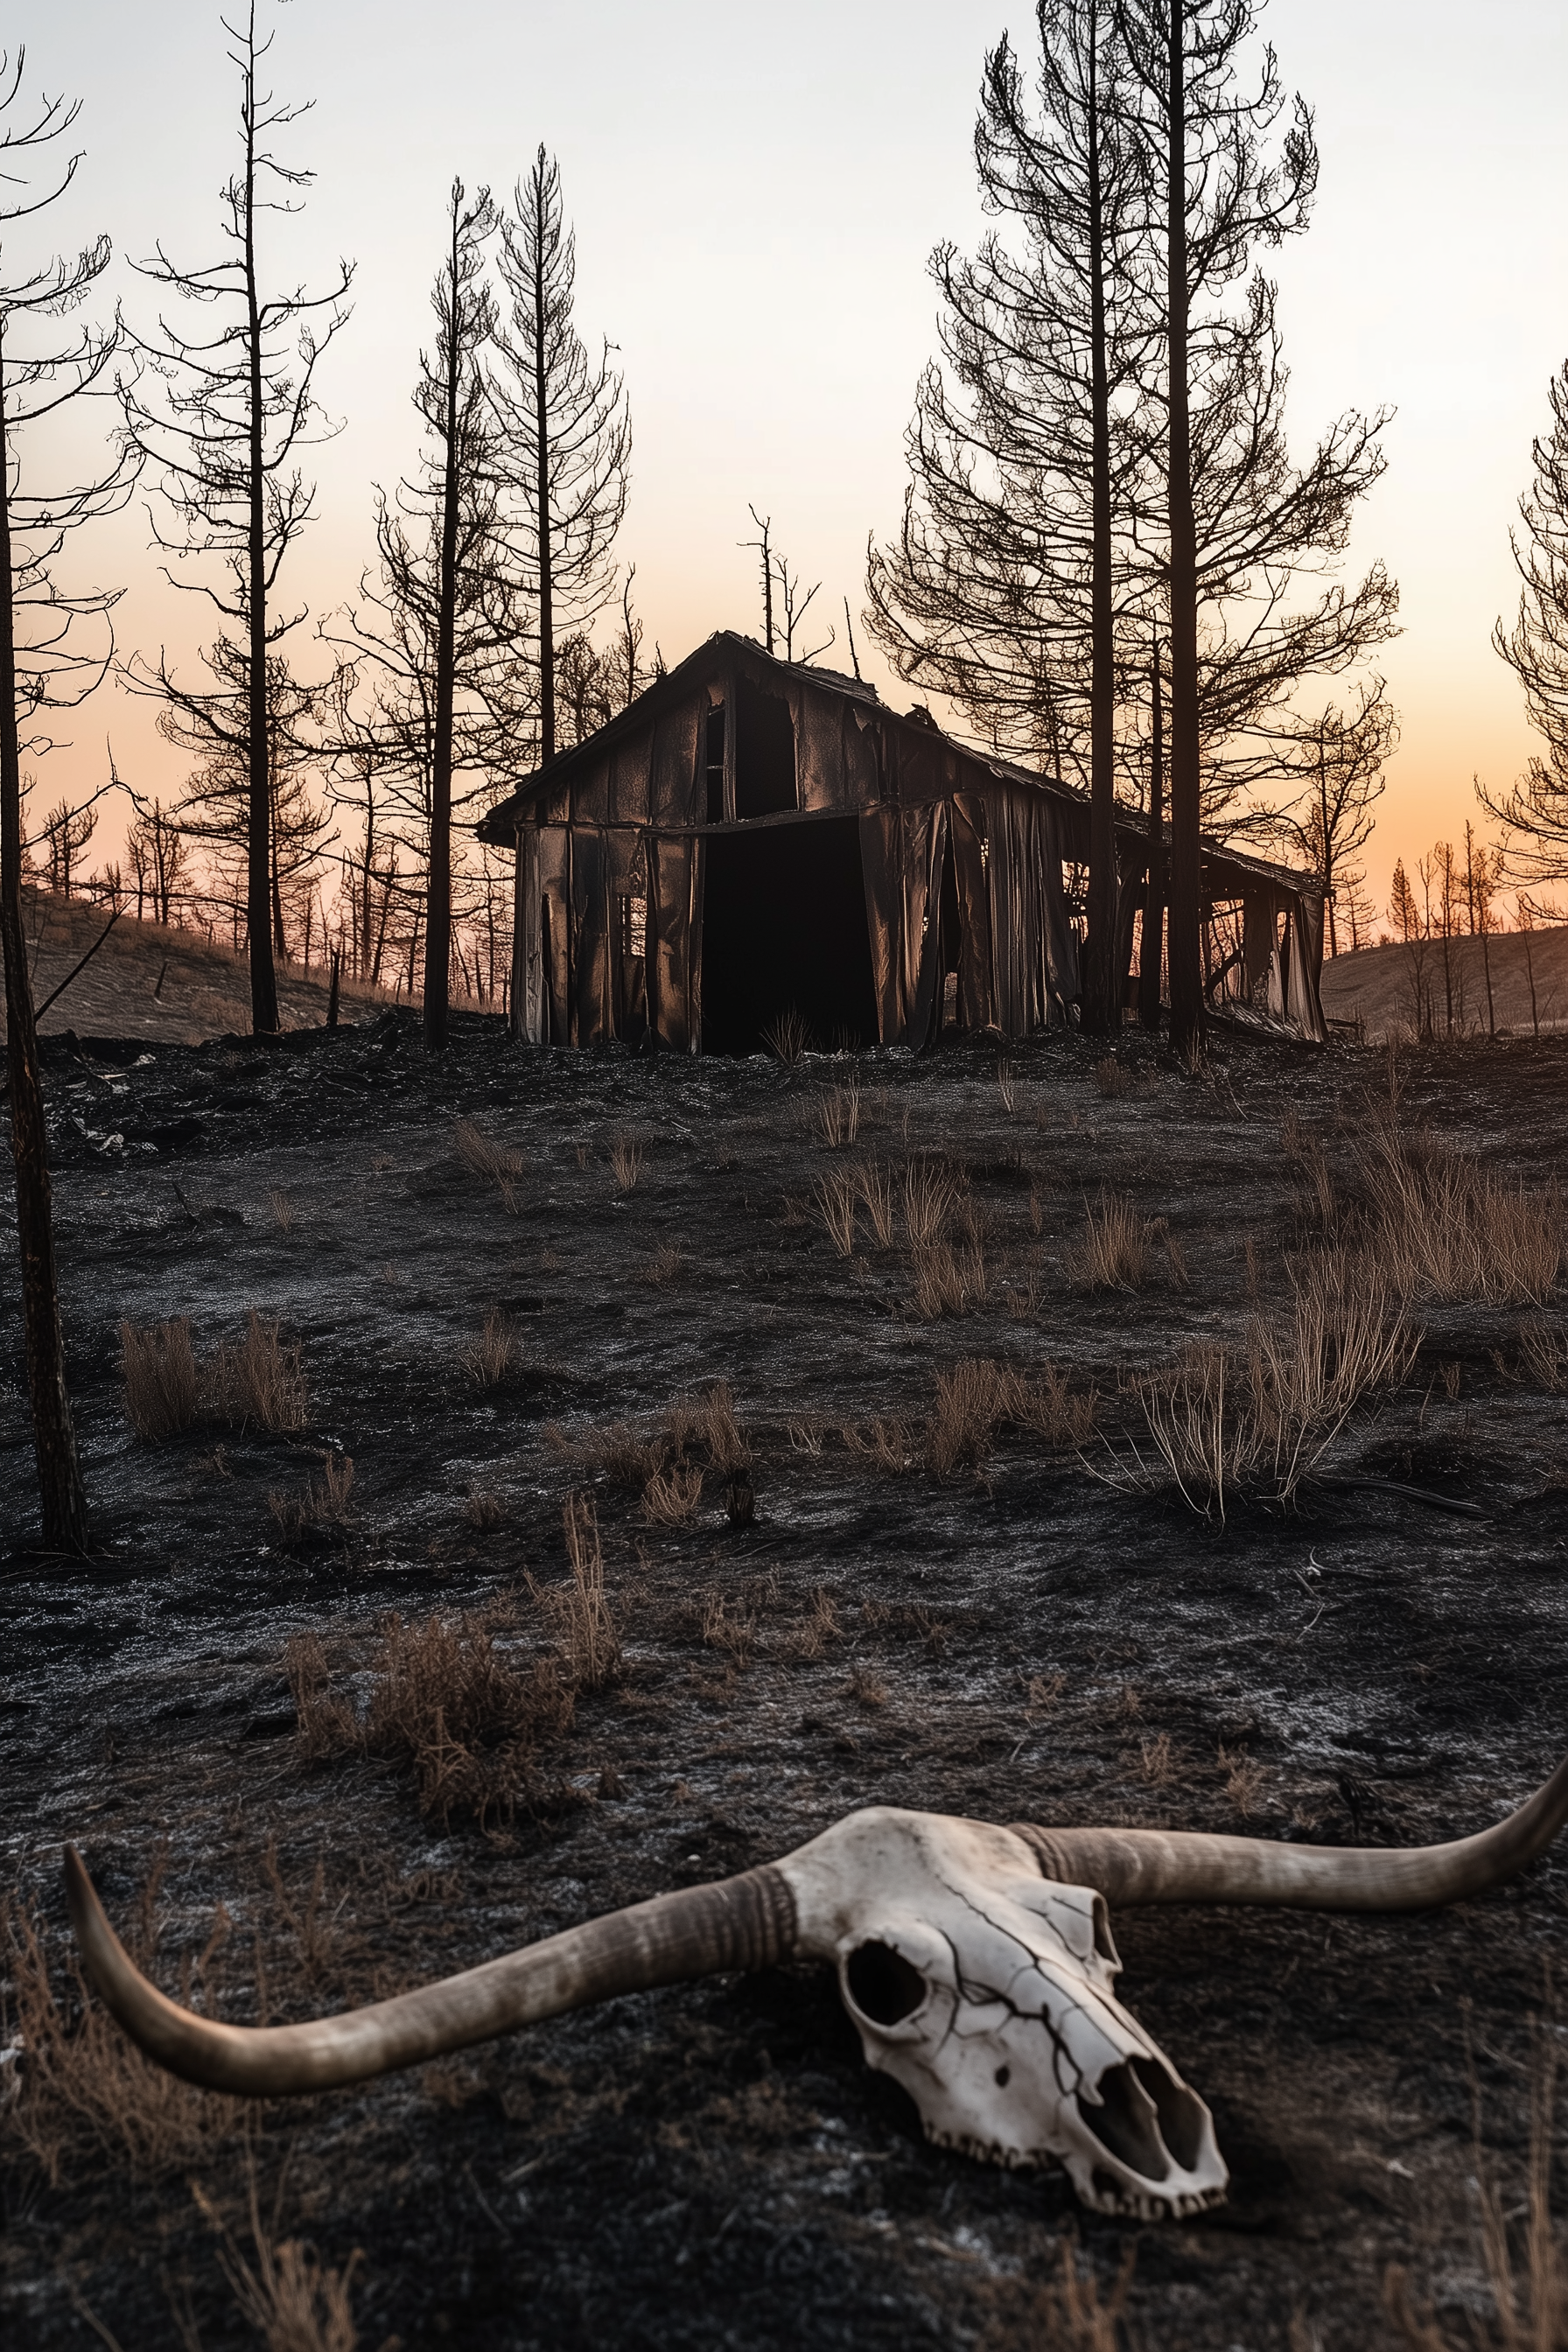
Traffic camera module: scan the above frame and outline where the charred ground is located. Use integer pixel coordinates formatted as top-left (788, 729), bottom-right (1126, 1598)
top-left (3, 1016), bottom-right (1567, 2350)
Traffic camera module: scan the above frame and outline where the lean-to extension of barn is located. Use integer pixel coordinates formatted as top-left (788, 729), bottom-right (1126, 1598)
top-left (477, 633), bottom-right (1327, 1054)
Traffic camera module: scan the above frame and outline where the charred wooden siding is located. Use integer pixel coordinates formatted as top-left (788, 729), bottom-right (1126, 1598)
top-left (481, 633), bottom-right (1327, 1053)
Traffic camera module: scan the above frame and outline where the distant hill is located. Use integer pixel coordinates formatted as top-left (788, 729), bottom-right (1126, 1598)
top-left (1319, 922), bottom-right (1568, 1040)
top-left (1, 888), bottom-right (402, 1045)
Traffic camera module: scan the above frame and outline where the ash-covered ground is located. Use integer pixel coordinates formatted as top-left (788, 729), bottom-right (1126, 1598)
top-left (3, 1015), bottom-right (1566, 2351)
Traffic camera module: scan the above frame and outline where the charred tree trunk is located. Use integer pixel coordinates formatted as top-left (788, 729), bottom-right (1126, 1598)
top-left (533, 227), bottom-right (556, 766)
top-left (1163, 0), bottom-right (1203, 1061)
top-left (423, 207), bottom-right (465, 1056)
top-left (243, 117), bottom-right (279, 1036)
top-left (1139, 640), bottom-right (1165, 1031)
top-left (1082, 16), bottom-right (1119, 1038)
top-left (0, 375), bottom-right (88, 1552)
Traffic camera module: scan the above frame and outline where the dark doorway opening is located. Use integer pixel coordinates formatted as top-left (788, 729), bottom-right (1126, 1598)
top-left (700, 815), bottom-right (878, 1054)
top-left (734, 676), bottom-right (797, 818)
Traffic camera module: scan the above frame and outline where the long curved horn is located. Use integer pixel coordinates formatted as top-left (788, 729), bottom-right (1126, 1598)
top-left (1012, 1749), bottom-right (1568, 1910)
top-left (64, 1846), bottom-right (795, 2096)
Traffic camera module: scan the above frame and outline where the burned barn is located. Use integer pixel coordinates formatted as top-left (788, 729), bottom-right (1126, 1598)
top-left (479, 633), bottom-right (1327, 1054)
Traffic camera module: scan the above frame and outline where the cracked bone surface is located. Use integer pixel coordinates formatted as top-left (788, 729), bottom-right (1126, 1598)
top-left (788, 1810), bottom-right (1226, 2216)
top-left (65, 1749), bottom-right (1568, 2221)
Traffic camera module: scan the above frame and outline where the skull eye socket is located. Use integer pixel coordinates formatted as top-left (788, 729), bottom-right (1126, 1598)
top-left (844, 1940), bottom-right (928, 2026)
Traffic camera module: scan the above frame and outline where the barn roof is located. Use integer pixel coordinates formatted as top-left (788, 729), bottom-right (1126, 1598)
top-left (476, 629), bottom-right (1316, 900)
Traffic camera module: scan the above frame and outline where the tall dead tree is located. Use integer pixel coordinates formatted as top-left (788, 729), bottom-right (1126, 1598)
top-left (1480, 359), bottom-right (1568, 882)
top-left (866, 0), bottom-right (1149, 1032)
top-left (1118, 0), bottom-right (1395, 1055)
top-left (119, 0), bottom-right (351, 1035)
top-left (1271, 680), bottom-right (1395, 956)
top-left (494, 147), bottom-right (630, 766)
top-left (325, 179), bottom-right (502, 1053)
top-left (0, 54), bottom-right (133, 1550)
top-left (1138, 640), bottom-right (1164, 1027)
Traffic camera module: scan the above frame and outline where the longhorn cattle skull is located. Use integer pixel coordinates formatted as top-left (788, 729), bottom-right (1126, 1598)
top-left (66, 1746), bottom-right (1568, 2222)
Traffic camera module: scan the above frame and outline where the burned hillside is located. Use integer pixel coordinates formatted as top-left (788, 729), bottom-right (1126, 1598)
top-left (3, 1018), bottom-right (1567, 2349)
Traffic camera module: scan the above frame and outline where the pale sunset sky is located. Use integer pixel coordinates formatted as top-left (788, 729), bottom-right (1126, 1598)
top-left (28, 0), bottom-right (1568, 934)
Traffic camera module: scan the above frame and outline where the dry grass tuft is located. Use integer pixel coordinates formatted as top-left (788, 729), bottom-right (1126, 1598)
top-left (548, 1418), bottom-right (662, 1487)
top-left (1094, 1055), bottom-right (1129, 1099)
top-left (641, 1462), bottom-right (704, 1525)
top-left (0, 1871), bottom-right (240, 2186)
top-left (996, 1058), bottom-right (1016, 1115)
top-left (815, 1080), bottom-right (861, 1148)
top-left (678, 1382), bottom-right (750, 1476)
top-left (455, 1116), bottom-right (527, 1210)
top-left (462, 1485), bottom-right (505, 1532)
top-left (927, 1357), bottom-right (1016, 1476)
top-left (363, 1605), bottom-right (575, 1830)
top-left (1366, 1113), bottom-right (1562, 1306)
top-left (1012, 1363), bottom-right (1098, 1447)
top-left (1519, 1317), bottom-right (1568, 1391)
top-left (1219, 1743), bottom-right (1268, 1816)
top-left (268, 1453), bottom-right (354, 1544)
top-left (284, 1634), bottom-right (362, 1761)
top-left (551, 1494), bottom-right (621, 1690)
top-left (849, 1663), bottom-right (889, 1710)
top-left (267, 1185), bottom-right (296, 1234)
top-left (609, 1130), bottom-right (644, 1193)
top-left (814, 1167), bottom-right (858, 1256)
top-left (287, 1590), bottom-right (593, 1832)
top-left (1124, 1257), bottom-right (1418, 1517)
top-left (854, 1158), bottom-right (897, 1247)
top-left (911, 1239), bottom-right (988, 1319)
top-left (984, 2237), bottom-right (1134, 2352)
top-left (702, 1591), bottom-right (757, 1670)
top-left (762, 1006), bottom-right (810, 1064)
top-left (460, 1310), bottom-right (522, 1390)
top-left (121, 1317), bottom-right (200, 1440)
top-left (1385, 2018), bottom-right (1565, 2351)
top-left (1070, 1192), bottom-right (1150, 1292)
top-left (190, 2172), bottom-right (362, 2352)
top-left (213, 1313), bottom-right (307, 1434)
top-left (640, 1242), bottom-right (687, 1285)
top-left (903, 1156), bottom-right (961, 1249)
top-left (926, 1357), bottom-right (1097, 1476)
top-left (841, 1414), bottom-right (917, 1472)
top-left (1152, 1216), bottom-right (1191, 1290)
top-left (1138, 1732), bottom-right (1176, 1786)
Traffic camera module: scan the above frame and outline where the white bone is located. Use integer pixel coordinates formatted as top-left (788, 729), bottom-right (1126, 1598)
top-left (779, 1808), bottom-right (1225, 2217)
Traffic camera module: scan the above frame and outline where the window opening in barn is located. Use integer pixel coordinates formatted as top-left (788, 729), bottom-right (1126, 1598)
top-left (619, 892), bottom-right (648, 962)
top-left (705, 704), bottom-right (726, 824)
top-left (733, 676), bottom-right (797, 819)
top-left (615, 891), bottom-right (649, 1045)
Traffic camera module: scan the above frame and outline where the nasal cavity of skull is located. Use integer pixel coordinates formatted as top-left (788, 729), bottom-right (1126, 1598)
top-left (845, 1940), bottom-right (927, 2025)
top-left (1090, 1894), bottom-right (1119, 1968)
top-left (1130, 2054), bottom-right (1209, 2174)
top-left (1079, 2060), bottom-right (1172, 2183)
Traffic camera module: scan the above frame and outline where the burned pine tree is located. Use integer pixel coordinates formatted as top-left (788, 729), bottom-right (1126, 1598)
top-left (1481, 357), bottom-right (1568, 883)
top-left (865, 0), bottom-right (1149, 1034)
top-left (118, 0), bottom-right (352, 1035)
top-left (158, 638), bottom-right (335, 958)
top-left (493, 147), bottom-right (631, 769)
top-left (326, 180), bottom-right (508, 1051)
top-left (1117, 0), bottom-right (1396, 1057)
top-left (0, 54), bottom-right (135, 1550)
top-left (1272, 681), bottom-right (1395, 956)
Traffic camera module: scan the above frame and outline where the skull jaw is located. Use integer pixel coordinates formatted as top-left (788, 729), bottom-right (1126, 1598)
top-left (915, 2117), bottom-right (1228, 2221)
top-left (858, 2032), bottom-right (1229, 2222)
